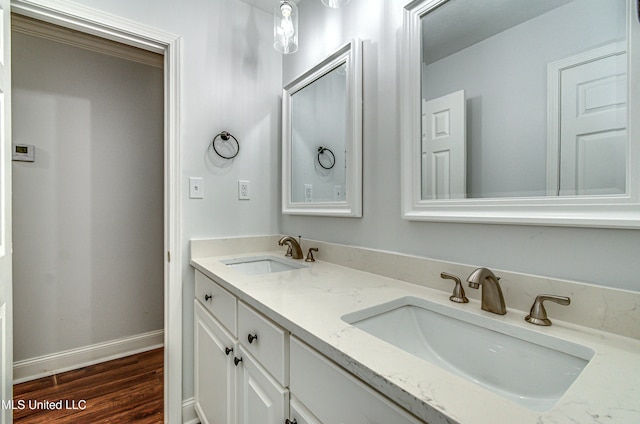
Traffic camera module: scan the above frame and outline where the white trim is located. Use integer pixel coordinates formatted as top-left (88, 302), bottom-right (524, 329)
top-left (282, 39), bottom-right (363, 217)
top-left (13, 330), bottom-right (164, 384)
top-left (0, 304), bottom-right (7, 424)
top-left (181, 397), bottom-right (199, 424)
top-left (11, 14), bottom-right (163, 68)
top-left (10, 1), bottom-right (182, 422)
top-left (401, 0), bottom-right (640, 228)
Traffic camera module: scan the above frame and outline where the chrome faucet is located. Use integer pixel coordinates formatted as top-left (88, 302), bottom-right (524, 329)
top-left (466, 267), bottom-right (506, 315)
top-left (278, 236), bottom-right (303, 259)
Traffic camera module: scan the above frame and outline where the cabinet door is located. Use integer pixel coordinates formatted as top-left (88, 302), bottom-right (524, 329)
top-left (289, 396), bottom-right (322, 424)
top-left (194, 301), bottom-right (236, 424)
top-left (236, 345), bottom-right (288, 424)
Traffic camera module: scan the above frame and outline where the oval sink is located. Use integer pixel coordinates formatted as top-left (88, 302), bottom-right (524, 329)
top-left (341, 296), bottom-right (594, 412)
top-left (221, 255), bottom-right (308, 275)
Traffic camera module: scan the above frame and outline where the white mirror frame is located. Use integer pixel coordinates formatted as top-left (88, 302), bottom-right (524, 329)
top-left (282, 39), bottom-right (363, 217)
top-left (401, 0), bottom-right (640, 228)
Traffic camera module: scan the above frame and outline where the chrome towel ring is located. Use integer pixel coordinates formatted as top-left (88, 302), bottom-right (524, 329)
top-left (212, 131), bottom-right (239, 159)
top-left (317, 146), bottom-right (335, 169)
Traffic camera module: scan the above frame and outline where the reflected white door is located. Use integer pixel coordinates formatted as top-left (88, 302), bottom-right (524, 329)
top-left (0, 0), bottom-right (11, 421)
top-left (421, 90), bottom-right (466, 199)
top-left (559, 51), bottom-right (627, 196)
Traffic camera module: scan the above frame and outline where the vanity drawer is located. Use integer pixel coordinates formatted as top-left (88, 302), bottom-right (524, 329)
top-left (238, 301), bottom-right (289, 386)
top-left (290, 336), bottom-right (423, 424)
top-left (195, 270), bottom-right (237, 336)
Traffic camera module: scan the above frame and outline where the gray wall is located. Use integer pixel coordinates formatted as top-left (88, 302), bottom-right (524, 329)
top-left (12, 32), bottom-right (164, 361)
top-left (281, 0), bottom-right (640, 293)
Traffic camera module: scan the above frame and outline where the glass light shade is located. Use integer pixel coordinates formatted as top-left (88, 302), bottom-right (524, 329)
top-left (321, 0), bottom-right (351, 8)
top-left (274, 1), bottom-right (298, 54)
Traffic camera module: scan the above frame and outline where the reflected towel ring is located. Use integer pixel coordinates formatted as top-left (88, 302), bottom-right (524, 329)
top-left (212, 131), bottom-right (240, 159)
top-left (317, 146), bottom-right (335, 170)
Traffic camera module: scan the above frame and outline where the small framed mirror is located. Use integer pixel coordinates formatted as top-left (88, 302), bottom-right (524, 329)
top-left (401, 0), bottom-right (640, 227)
top-left (282, 39), bottom-right (363, 217)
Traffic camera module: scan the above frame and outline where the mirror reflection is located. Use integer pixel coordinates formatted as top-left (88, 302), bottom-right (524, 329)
top-left (420, 0), bottom-right (628, 200)
top-left (291, 64), bottom-right (347, 203)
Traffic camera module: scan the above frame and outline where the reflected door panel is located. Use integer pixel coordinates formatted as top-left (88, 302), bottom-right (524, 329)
top-left (559, 52), bottom-right (627, 196)
top-left (421, 90), bottom-right (466, 199)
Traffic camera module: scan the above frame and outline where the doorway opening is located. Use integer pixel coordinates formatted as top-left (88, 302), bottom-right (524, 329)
top-left (9, 2), bottom-right (182, 422)
top-left (11, 14), bottom-right (164, 421)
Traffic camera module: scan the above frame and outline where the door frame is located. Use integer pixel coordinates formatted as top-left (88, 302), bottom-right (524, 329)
top-left (10, 1), bottom-right (182, 422)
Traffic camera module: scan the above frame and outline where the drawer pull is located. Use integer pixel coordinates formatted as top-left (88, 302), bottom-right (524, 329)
top-left (225, 347), bottom-right (233, 356)
top-left (285, 420), bottom-right (297, 424)
top-left (234, 357), bottom-right (243, 366)
top-left (204, 294), bottom-right (213, 301)
top-left (247, 333), bottom-right (258, 344)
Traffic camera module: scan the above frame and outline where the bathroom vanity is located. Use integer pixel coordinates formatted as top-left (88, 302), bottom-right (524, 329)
top-left (190, 236), bottom-right (640, 424)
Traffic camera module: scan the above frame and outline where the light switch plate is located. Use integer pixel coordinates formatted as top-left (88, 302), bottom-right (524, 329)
top-left (189, 177), bottom-right (204, 199)
top-left (304, 184), bottom-right (313, 202)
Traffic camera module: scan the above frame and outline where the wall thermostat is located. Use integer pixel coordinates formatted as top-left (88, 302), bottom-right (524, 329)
top-left (12, 144), bottom-right (35, 162)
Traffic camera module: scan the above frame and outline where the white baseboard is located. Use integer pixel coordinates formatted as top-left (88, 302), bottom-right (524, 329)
top-left (182, 397), bottom-right (199, 424)
top-left (13, 329), bottom-right (164, 384)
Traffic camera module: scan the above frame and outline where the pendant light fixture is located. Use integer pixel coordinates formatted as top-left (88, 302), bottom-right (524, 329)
top-left (321, 0), bottom-right (351, 8)
top-left (274, 0), bottom-right (298, 54)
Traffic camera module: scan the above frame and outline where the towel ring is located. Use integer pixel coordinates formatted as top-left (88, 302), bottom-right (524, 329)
top-left (212, 131), bottom-right (240, 159)
top-left (317, 146), bottom-right (335, 170)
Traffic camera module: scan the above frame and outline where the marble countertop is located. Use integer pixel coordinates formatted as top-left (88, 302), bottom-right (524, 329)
top-left (191, 250), bottom-right (640, 424)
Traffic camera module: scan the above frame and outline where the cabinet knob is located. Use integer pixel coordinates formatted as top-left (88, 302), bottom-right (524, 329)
top-left (234, 357), bottom-right (243, 367)
top-left (247, 333), bottom-right (258, 344)
top-left (285, 419), bottom-right (298, 424)
top-left (204, 294), bottom-right (213, 301)
top-left (225, 347), bottom-right (233, 356)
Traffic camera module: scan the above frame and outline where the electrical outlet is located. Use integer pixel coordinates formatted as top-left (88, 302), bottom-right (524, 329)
top-left (238, 180), bottom-right (250, 200)
top-left (334, 185), bottom-right (342, 200)
top-left (189, 177), bottom-right (203, 199)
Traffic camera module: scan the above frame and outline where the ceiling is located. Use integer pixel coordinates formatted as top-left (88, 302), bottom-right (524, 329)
top-left (237, 0), bottom-right (302, 14)
top-left (422, 0), bottom-right (574, 64)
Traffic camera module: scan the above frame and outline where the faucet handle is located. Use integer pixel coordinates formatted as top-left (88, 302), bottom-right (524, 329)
top-left (305, 248), bottom-right (318, 262)
top-left (525, 294), bottom-right (570, 326)
top-left (441, 272), bottom-right (469, 303)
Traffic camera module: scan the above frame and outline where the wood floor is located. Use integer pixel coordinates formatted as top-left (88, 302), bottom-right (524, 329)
top-left (13, 348), bottom-right (164, 423)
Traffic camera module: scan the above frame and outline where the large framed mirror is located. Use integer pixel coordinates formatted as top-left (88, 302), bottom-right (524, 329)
top-left (401, 0), bottom-right (640, 227)
top-left (282, 39), bottom-right (363, 217)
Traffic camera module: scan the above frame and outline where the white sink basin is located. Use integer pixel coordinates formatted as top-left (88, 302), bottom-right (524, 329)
top-left (221, 255), bottom-right (308, 275)
top-left (342, 296), bottom-right (594, 412)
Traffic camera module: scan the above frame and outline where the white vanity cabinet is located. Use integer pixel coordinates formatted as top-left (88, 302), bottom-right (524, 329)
top-left (290, 336), bottom-right (424, 424)
top-left (194, 269), bottom-right (423, 424)
top-left (193, 271), bottom-right (238, 424)
top-left (194, 301), bottom-right (237, 424)
top-left (194, 270), bottom-right (289, 424)
top-left (236, 300), bottom-right (290, 424)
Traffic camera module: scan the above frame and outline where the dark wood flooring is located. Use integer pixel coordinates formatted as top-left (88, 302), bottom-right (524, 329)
top-left (13, 348), bottom-right (164, 423)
